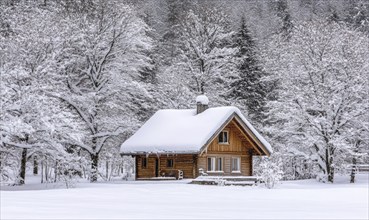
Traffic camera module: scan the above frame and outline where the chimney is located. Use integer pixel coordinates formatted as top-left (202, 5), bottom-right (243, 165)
top-left (196, 95), bottom-right (209, 114)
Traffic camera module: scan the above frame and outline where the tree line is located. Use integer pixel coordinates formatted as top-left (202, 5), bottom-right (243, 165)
top-left (0, 0), bottom-right (368, 185)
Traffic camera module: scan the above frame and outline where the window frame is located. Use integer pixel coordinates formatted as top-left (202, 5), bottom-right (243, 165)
top-left (207, 157), bottom-right (223, 172)
top-left (217, 157), bottom-right (223, 171)
top-left (231, 157), bottom-right (241, 173)
top-left (218, 130), bottom-right (229, 144)
top-left (207, 157), bottom-right (216, 171)
top-left (167, 159), bottom-right (174, 168)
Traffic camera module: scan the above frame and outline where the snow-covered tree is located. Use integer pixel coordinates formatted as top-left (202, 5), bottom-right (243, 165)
top-left (270, 0), bottom-right (293, 40)
top-left (0, 2), bottom-right (87, 185)
top-left (0, 3), bottom-right (55, 184)
top-left (257, 158), bottom-right (284, 189)
top-left (263, 18), bottom-right (369, 183)
top-left (155, 66), bottom-right (195, 109)
top-left (48, 1), bottom-right (154, 182)
top-left (228, 16), bottom-right (270, 125)
top-left (176, 8), bottom-right (237, 98)
top-left (159, 0), bottom-right (193, 65)
top-left (344, 0), bottom-right (369, 35)
top-left (2, 0), bottom-right (368, 186)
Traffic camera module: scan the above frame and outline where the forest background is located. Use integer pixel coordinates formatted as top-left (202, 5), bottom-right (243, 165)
top-left (1, 0), bottom-right (368, 185)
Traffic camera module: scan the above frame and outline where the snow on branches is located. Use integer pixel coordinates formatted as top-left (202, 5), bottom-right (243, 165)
top-left (263, 18), bottom-right (369, 183)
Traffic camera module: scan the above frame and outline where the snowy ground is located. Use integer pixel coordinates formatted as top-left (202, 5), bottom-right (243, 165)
top-left (1, 174), bottom-right (368, 219)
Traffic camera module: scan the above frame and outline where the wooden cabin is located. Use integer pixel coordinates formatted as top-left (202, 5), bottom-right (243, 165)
top-left (120, 95), bottom-right (272, 180)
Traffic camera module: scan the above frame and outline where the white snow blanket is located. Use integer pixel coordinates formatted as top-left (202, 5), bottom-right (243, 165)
top-left (195, 95), bottom-right (209, 105)
top-left (1, 174), bottom-right (368, 219)
top-left (120, 106), bottom-right (272, 154)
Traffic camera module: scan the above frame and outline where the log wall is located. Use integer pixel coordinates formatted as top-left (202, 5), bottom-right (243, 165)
top-left (135, 154), bottom-right (196, 179)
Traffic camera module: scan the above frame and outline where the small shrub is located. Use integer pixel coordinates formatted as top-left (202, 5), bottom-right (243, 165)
top-left (259, 158), bottom-right (284, 189)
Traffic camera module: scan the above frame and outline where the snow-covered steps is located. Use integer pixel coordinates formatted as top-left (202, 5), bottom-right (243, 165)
top-left (137, 177), bottom-right (177, 181)
top-left (190, 176), bottom-right (259, 186)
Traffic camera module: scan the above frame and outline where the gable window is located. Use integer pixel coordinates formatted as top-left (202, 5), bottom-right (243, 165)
top-left (142, 158), bottom-right (147, 169)
top-left (218, 131), bottom-right (229, 144)
top-left (207, 157), bottom-right (223, 172)
top-left (167, 159), bottom-right (174, 168)
top-left (231, 157), bottom-right (241, 172)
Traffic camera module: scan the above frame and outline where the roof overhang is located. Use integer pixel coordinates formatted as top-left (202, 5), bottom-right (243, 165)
top-left (233, 115), bottom-right (271, 156)
top-left (120, 151), bottom-right (198, 156)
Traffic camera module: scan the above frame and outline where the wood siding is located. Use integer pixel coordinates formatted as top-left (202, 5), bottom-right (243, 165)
top-left (135, 154), bottom-right (196, 179)
top-left (196, 119), bottom-right (254, 176)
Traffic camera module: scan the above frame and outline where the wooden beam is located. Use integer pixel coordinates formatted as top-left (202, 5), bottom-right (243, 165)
top-left (234, 116), bottom-right (270, 156)
top-left (231, 120), bottom-right (263, 156)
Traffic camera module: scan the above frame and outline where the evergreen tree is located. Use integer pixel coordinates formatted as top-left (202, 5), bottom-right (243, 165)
top-left (272, 0), bottom-right (293, 40)
top-left (159, 0), bottom-right (193, 65)
top-left (229, 16), bottom-right (268, 125)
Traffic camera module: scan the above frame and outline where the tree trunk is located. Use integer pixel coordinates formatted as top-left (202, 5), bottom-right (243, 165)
top-left (45, 159), bottom-right (48, 182)
top-left (48, 165), bottom-right (53, 181)
top-left (106, 160), bottom-right (109, 180)
top-left (54, 161), bottom-right (58, 183)
top-left (45, 164), bottom-right (48, 182)
top-left (350, 157), bottom-right (357, 183)
top-left (33, 156), bottom-right (38, 175)
top-left (325, 147), bottom-right (334, 183)
top-left (90, 153), bottom-right (99, 182)
top-left (41, 160), bottom-right (44, 183)
top-left (327, 161), bottom-right (334, 183)
top-left (82, 166), bottom-right (86, 179)
top-left (18, 148), bottom-right (28, 185)
top-left (108, 161), bottom-right (114, 181)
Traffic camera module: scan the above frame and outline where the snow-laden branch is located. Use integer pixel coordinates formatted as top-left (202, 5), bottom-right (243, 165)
top-left (95, 136), bottom-right (110, 154)
top-left (3, 141), bottom-right (40, 149)
top-left (61, 140), bottom-right (94, 155)
top-left (46, 92), bottom-right (96, 134)
top-left (93, 126), bottom-right (129, 153)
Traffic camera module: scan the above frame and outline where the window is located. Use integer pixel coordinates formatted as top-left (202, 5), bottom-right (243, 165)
top-left (207, 157), bottom-right (223, 172)
top-left (217, 158), bottom-right (223, 171)
top-left (207, 157), bottom-right (215, 171)
top-left (167, 159), bottom-right (174, 168)
top-left (231, 157), bottom-right (241, 172)
top-left (142, 158), bottom-right (147, 169)
top-left (218, 131), bottom-right (229, 144)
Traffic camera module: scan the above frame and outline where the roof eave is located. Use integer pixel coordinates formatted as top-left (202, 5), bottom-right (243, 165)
top-left (120, 151), bottom-right (200, 156)
top-left (233, 114), bottom-right (272, 156)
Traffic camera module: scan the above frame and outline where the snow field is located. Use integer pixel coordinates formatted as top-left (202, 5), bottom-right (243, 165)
top-left (1, 174), bottom-right (368, 219)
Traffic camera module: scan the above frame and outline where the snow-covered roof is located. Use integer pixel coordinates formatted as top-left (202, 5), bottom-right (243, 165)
top-left (120, 106), bottom-right (272, 155)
